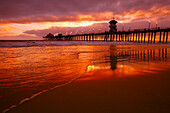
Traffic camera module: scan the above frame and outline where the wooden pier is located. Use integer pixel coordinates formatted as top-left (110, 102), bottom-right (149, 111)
top-left (44, 28), bottom-right (170, 43)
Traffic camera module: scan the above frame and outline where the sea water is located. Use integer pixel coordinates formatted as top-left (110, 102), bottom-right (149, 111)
top-left (0, 41), bottom-right (170, 112)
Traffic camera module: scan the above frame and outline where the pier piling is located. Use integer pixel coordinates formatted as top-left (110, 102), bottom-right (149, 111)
top-left (166, 31), bottom-right (169, 43)
top-left (163, 31), bottom-right (166, 43)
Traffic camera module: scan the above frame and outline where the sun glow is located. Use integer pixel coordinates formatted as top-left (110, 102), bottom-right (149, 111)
top-left (0, 26), bottom-right (22, 36)
top-left (43, 21), bottom-right (93, 28)
top-left (1, 21), bottom-right (107, 31)
top-left (0, 21), bottom-right (107, 37)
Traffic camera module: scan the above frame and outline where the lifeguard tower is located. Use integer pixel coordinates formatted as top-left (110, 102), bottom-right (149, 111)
top-left (109, 18), bottom-right (118, 33)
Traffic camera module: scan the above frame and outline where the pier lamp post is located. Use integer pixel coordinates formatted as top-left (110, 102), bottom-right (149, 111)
top-left (93, 29), bottom-right (94, 33)
top-left (156, 22), bottom-right (158, 29)
top-left (105, 27), bottom-right (107, 32)
top-left (148, 21), bottom-right (151, 30)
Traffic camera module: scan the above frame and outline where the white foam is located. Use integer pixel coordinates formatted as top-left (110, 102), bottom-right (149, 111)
top-left (2, 61), bottom-right (91, 113)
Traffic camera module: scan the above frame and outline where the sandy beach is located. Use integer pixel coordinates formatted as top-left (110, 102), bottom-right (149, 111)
top-left (6, 69), bottom-right (170, 113)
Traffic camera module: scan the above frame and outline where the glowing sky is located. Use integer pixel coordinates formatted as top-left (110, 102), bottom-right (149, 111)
top-left (0, 0), bottom-right (170, 40)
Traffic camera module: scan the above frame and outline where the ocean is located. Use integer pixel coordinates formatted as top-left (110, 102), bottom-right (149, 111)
top-left (0, 40), bottom-right (170, 113)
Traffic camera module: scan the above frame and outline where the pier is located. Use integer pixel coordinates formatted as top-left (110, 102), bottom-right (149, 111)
top-left (43, 19), bottom-right (170, 43)
top-left (44, 28), bottom-right (170, 43)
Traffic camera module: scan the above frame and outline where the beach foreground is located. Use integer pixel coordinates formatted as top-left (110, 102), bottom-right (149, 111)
top-left (6, 69), bottom-right (170, 113)
top-left (1, 41), bottom-right (170, 113)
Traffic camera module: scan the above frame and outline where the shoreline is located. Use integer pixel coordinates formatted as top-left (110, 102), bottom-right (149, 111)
top-left (2, 61), bottom-right (91, 113)
top-left (6, 69), bottom-right (170, 113)
top-left (0, 40), bottom-right (118, 42)
top-left (0, 40), bottom-right (169, 43)
top-left (0, 40), bottom-right (170, 48)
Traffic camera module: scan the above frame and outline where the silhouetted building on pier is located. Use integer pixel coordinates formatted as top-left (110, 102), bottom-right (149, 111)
top-left (109, 18), bottom-right (118, 33)
top-left (56, 34), bottom-right (63, 40)
top-left (44, 33), bottom-right (54, 38)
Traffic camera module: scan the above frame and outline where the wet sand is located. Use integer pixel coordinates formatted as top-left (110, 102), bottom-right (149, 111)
top-left (6, 69), bottom-right (170, 113)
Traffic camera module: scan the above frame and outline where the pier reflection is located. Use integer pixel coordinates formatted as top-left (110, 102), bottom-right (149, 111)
top-left (110, 46), bottom-right (117, 70)
top-left (111, 47), bottom-right (168, 64)
top-left (82, 46), bottom-right (169, 81)
top-left (108, 46), bottom-right (167, 74)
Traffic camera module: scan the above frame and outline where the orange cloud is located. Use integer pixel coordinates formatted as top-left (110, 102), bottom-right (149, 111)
top-left (0, 26), bottom-right (22, 36)
top-left (0, 12), bottom-right (113, 25)
top-left (115, 5), bottom-right (170, 23)
top-left (77, 12), bottom-right (114, 21)
top-left (0, 26), bottom-right (15, 32)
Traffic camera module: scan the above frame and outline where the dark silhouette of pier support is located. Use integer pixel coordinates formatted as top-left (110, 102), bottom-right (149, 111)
top-left (144, 31), bottom-right (146, 43)
top-left (141, 32), bottom-right (143, 43)
top-left (132, 32), bottom-right (134, 42)
top-left (148, 31), bottom-right (150, 43)
top-left (166, 31), bottom-right (169, 43)
top-left (151, 32), bottom-right (153, 43)
top-left (159, 31), bottom-right (162, 43)
top-left (163, 31), bottom-right (166, 43)
top-left (154, 32), bottom-right (156, 43)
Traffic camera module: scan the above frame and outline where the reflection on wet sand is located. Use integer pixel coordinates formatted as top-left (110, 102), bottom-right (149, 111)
top-left (80, 46), bottom-right (169, 80)
top-left (111, 47), bottom-right (168, 63)
top-left (110, 46), bottom-right (117, 70)
top-left (1, 44), bottom-right (170, 113)
top-left (0, 46), bottom-right (90, 113)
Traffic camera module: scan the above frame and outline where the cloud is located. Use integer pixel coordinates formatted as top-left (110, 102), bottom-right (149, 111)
top-left (0, 0), bottom-right (169, 24)
top-left (0, 12), bottom-right (113, 24)
top-left (0, 26), bottom-right (15, 32)
top-left (24, 23), bottom-right (110, 37)
top-left (0, 34), bottom-right (41, 40)
top-left (0, 26), bottom-right (20, 36)
top-left (1, 5), bottom-right (170, 25)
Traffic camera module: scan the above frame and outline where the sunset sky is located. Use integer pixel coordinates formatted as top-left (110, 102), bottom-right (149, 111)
top-left (0, 0), bottom-right (170, 40)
